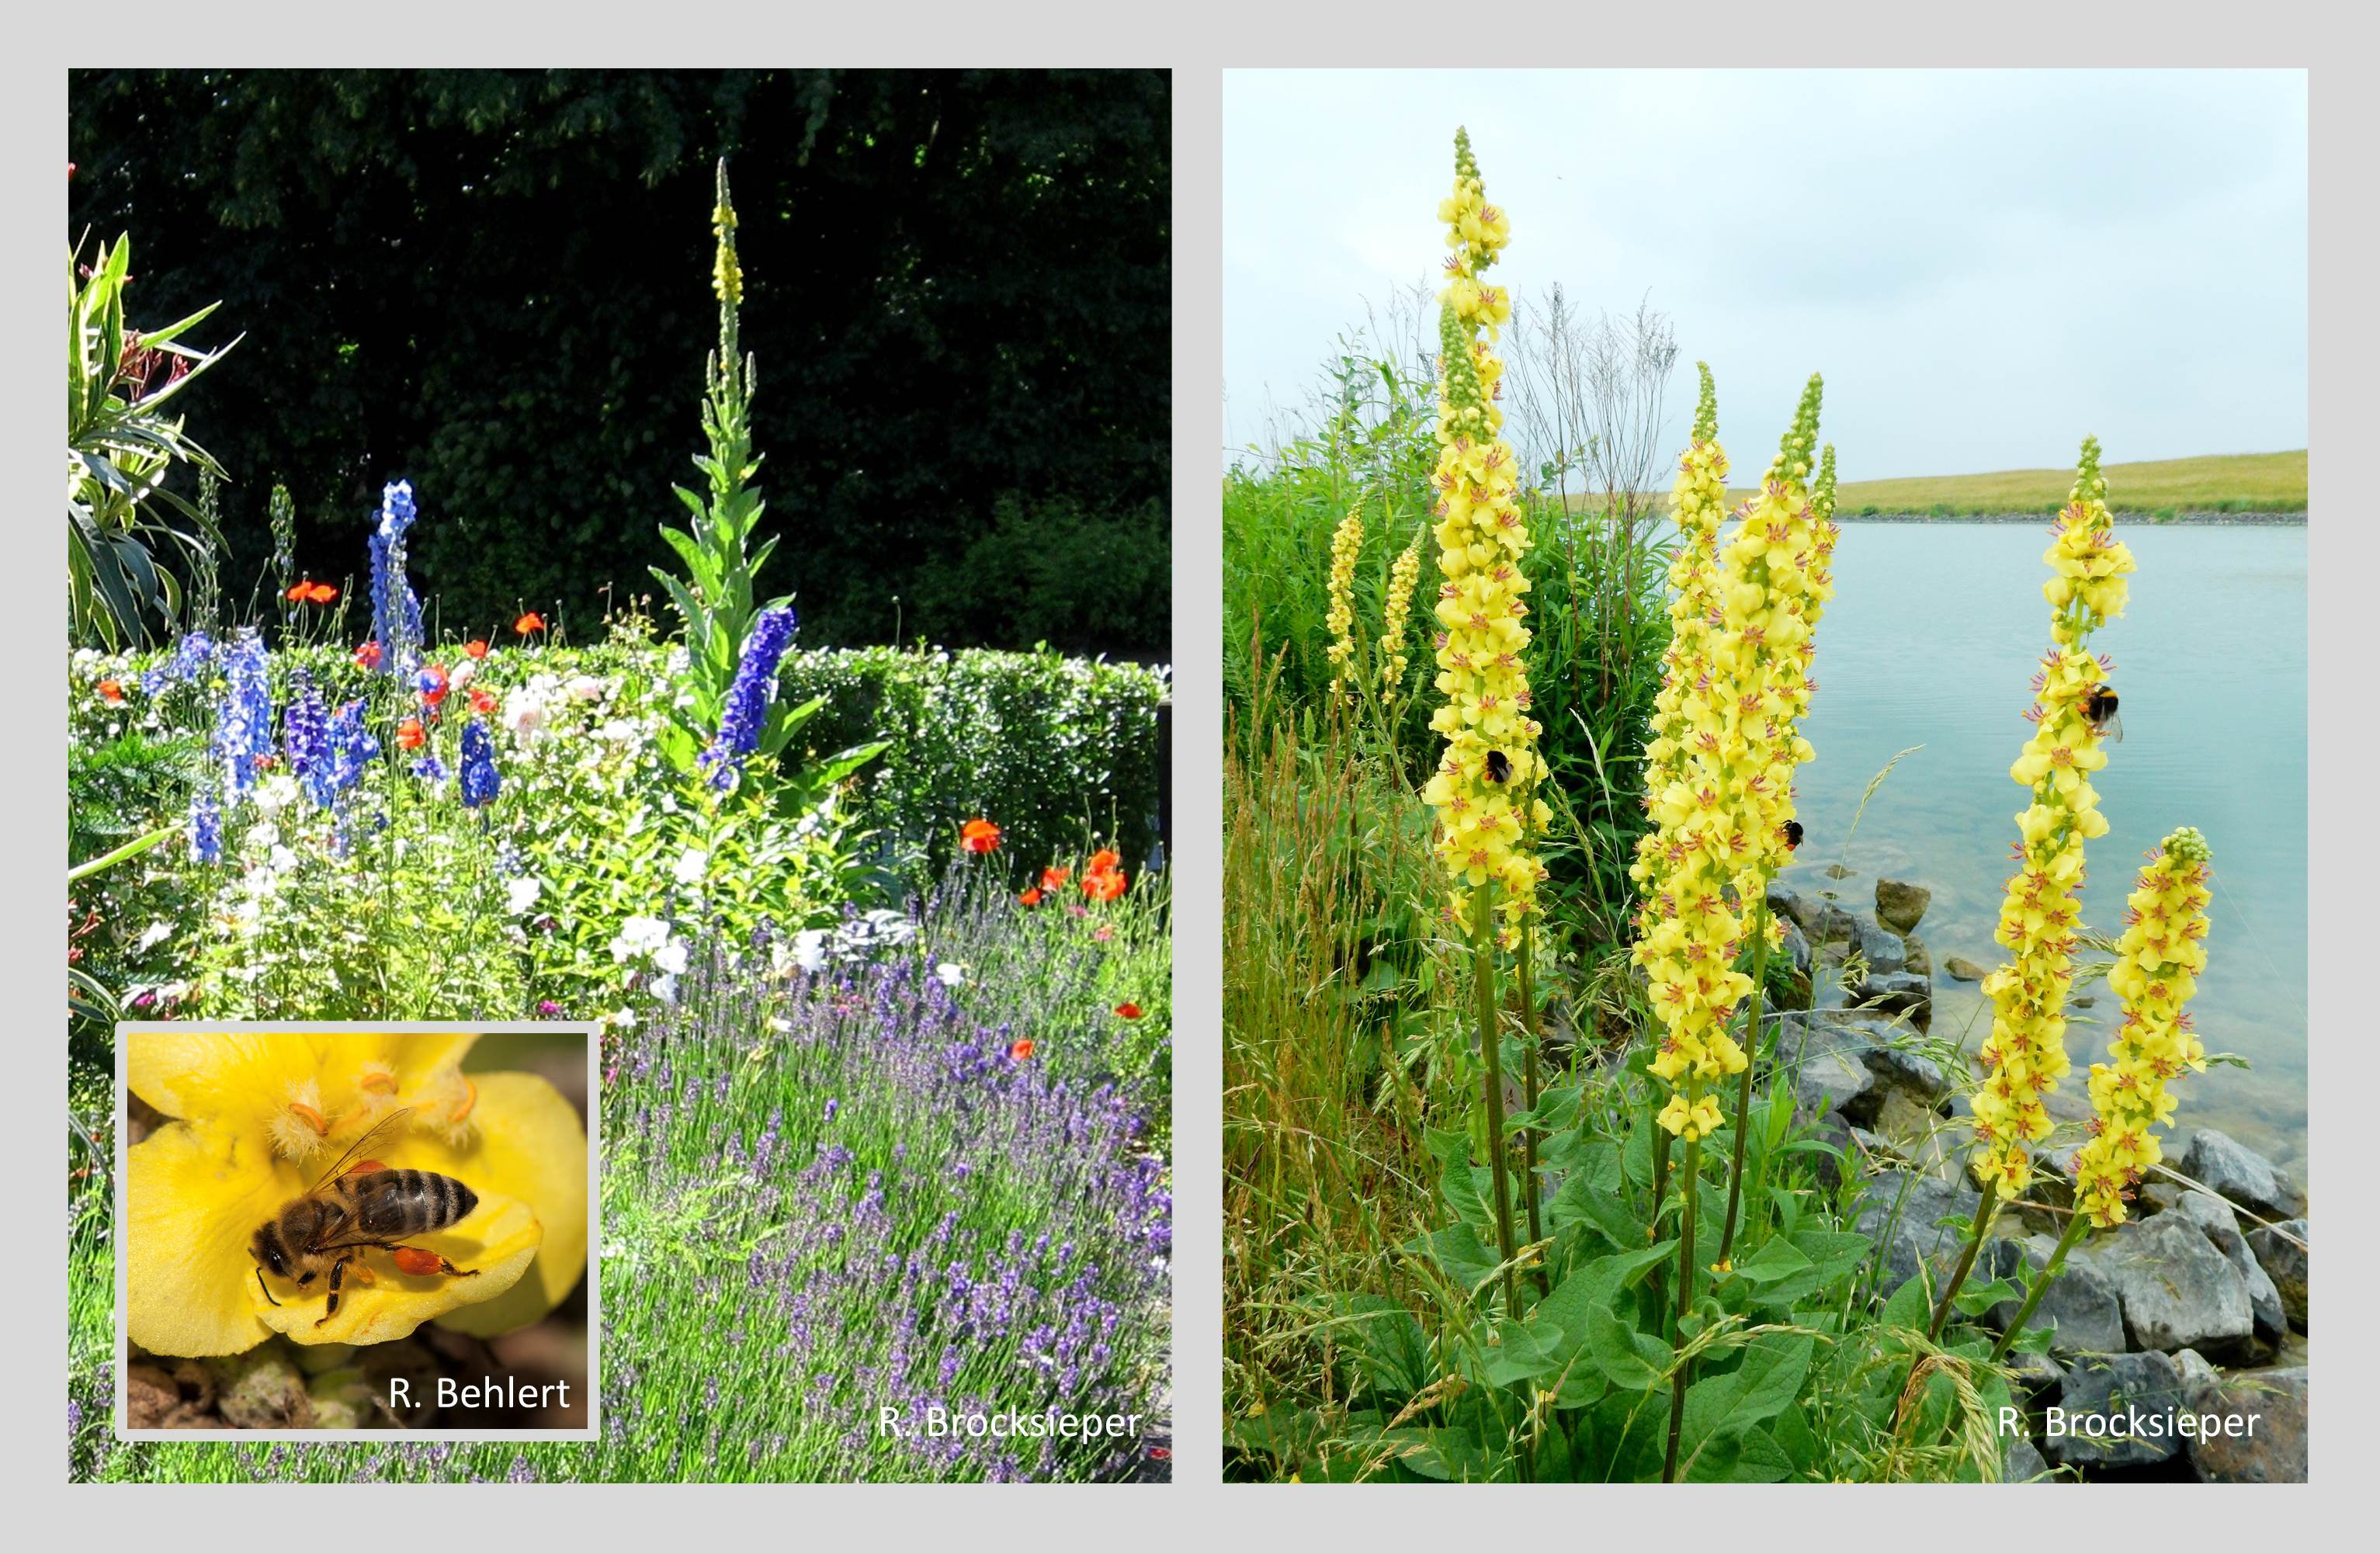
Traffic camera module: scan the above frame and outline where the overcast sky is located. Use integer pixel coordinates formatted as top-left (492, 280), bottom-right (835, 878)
top-left (1222, 69), bottom-right (2306, 481)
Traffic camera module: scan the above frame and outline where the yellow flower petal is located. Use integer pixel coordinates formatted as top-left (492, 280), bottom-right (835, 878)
top-left (432, 1071), bottom-right (591, 1338)
top-left (127, 1119), bottom-right (281, 1356)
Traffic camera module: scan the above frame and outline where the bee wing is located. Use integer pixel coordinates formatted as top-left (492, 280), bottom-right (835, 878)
top-left (307, 1106), bottom-right (415, 1194)
top-left (2101, 710), bottom-right (2124, 744)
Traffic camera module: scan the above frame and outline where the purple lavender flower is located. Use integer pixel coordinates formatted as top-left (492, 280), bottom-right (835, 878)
top-left (411, 755), bottom-right (449, 785)
top-left (327, 698), bottom-right (380, 794)
top-left (699, 604), bottom-right (799, 788)
top-left (459, 717), bottom-right (500, 808)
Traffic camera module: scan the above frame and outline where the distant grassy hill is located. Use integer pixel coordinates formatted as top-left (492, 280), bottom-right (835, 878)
top-left (1769, 450), bottom-right (2306, 515)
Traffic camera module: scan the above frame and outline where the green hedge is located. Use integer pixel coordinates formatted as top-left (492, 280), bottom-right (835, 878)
top-left (782, 645), bottom-right (1168, 887)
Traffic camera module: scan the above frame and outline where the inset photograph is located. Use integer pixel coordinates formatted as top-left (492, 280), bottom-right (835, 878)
top-left (117, 1025), bottom-right (595, 1438)
top-left (1223, 69), bottom-right (2305, 1484)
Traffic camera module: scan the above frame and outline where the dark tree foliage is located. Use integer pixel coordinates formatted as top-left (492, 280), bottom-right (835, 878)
top-left (67, 69), bottom-right (1171, 656)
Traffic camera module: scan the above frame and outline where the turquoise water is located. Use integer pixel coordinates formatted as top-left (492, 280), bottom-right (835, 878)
top-left (1771, 522), bottom-right (2308, 1181)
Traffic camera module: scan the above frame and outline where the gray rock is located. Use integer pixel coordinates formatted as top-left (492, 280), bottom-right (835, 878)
top-left (1823, 862), bottom-right (1855, 880)
top-left (1777, 917), bottom-right (1813, 979)
top-left (1944, 955), bottom-right (1992, 982)
top-left (1858, 921), bottom-right (1906, 976)
top-left (2169, 1192), bottom-right (2285, 1358)
top-left (2243, 1220), bottom-right (2306, 1331)
top-left (2179, 1365), bottom-right (2307, 1483)
top-left (1868, 1043), bottom-right (1951, 1106)
top-left (1902, 931), bottom-right (1933, 978)
top-left (1852, 970), bottom-right (1932, 1031)
top-left (1792, 1047), bottom-right (1874, 1125)
top-left (2169, 1348), bottom-right (2219, 1389)
top-left (1875, 878), bottom-right (1931, 934)
top-left (2047, 1351), bottom-right (2187, 1469)
top-left (1816, 901), bottom-right (1863, 945)
top-left (1852, 1168), bottom-right (1982, 1296)
top-left (1805, 1110), bottom-right (1859, 1192)
top-left (1764, 880), bottom-right (1823, 936)
top-left (2006, 1348), bottom-right (2066, 1408)
top-left (2091, 1213), bottom-right (2257, 1360)
top-left (2001, 1434), bottom-right (2052, 1483)
top-left (1990, 1233), bottom-right (2128, 1358)
top-left (2181, 1129), bottom-right (2304, 1221)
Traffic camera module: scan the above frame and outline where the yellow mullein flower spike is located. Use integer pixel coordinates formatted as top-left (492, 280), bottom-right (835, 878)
top-left (2072, 828), bottom-right (2214, 1226)
top-left (1967, 438), bottom-right (2139, 1195)
top-left (1422, 129), bottom-right (1541, 946)
top-left (1381, 525), bottom-right (1424, 694)
top-left (1630, 369), bottom-right (1836, 1139)
top-left (1326, 504), bottom-right (1365, 701)
top-left (124, 1032), bottom-right (589, 1357)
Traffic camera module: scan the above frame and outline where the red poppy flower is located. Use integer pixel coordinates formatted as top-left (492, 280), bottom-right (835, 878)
top-left (285, 581), bottom-right (311, 602)
top-left (464, 640), bottom-right (490, 659)
top-left (1018, 887), bottom-right (1043, 907)
top-left (418, 664), bottom-right (449, 707)
top-left (1082, 867), bottom-right (1128, 903)
top-left (1009, 1038), bottom-right (1036, 1062)
top-left (1087, 848), bottom-right (1122, 876)
top-left (1148, 1447), bottom-right (1172, 1462)
top-left (354, 641), bottom-right (383, 669)
top-left (960, 819), bottom-right (1001, 855)
top-left (96, 678), bottom-right (125, 705)
top-left (1040, 865), bottom-right (1072, 892)
top-left (304, 582), bottom-right (338, 605)
top-left (1114, 1003), bottom-right (1143, 1020)
top-left (469, 688), bottom-right (499, 716)
top-left (396, 716), bottom-right (426, 751)
top-left (514, 612), bottom-right (546, 635)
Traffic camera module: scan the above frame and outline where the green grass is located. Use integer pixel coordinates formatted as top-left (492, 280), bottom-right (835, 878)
top-left (1770, 449), bottom-right (2305, 515)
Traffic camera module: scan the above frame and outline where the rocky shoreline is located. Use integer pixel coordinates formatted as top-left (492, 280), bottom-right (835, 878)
top-left (1834, 510), bottom-right (2303, 526)
top-left (1762, 876), bottom-right (2310, 1483)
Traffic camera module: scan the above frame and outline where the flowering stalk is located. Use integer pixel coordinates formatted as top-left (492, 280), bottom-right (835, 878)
top-left (1380, 524), bottom-right (1424, 706)
top-left (2073, 827), bottom-right (2214, 1224)
top-left (700, 603), bottom-right (800, 788)
top-left (1418, 130), bottom-right (1541, 1322)
top-left (366, 480), bottom-right (424, 675)
top-left (1931, 437), bottom-right (2137, 1336)
top-left (1325, 503), bottom-right (1364, 702)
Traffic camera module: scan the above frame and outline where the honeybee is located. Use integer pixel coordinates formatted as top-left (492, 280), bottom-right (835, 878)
top-left (1483, 749), bottom-right (1513, 784)
top-left (250, 1107), bottom-right (481, 1326)
top-left (2082, 683), bottom-right (2122, 742)
top-left (1782, 819), bottom-right (1805, 852)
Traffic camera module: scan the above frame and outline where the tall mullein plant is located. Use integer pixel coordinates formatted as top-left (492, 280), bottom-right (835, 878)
top-left (1710, 382), bottom-right (1837, 1267)
top-left (652, 160), bottom-right (798, 782)
top-left (1983, 828), bottom-right (2215, 1359)
top-left (1629, 373), bottom-right (1834, 1483)
top-left (1418, 130), bottom-right (1549, 1319)
top-left (1928, 437), bottom-right (2137, 1339)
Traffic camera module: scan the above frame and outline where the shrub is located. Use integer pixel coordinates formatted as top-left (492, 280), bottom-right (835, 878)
top-left (779, 644), bottom-right (1167, 887)
top-left (900, 493), bottom-right (1171, 660)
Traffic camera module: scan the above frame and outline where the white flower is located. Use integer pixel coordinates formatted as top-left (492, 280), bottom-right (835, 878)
top-left (135, 921), bottom-right (172, 952)
top-left (609, 914), bottom-right (671, 962)
top-left (448, 657), bottom-right (480, 692)
top-left (252, 776), bottom-right (300, 814)
top-left (791, 929), bottom-right (831, 974)
top-left (672, 848), bottom-right (709, 886)
top-left (598, 718), bottom-right (640, 745)
top-left (651, 973), bottom-right (679, 1005)
top-left (506, 876), bottom-right (544, 914)
top-left (506, 695), bottom-right (550, 742)
top-left (268, 845), bottom-right (299, 872)
top-left (566, 675), bottom-right (606, 702)
top-left (244, 821), bottom-right (281, 853)
top-left (605, 1007), bottom-right (639, 1030)
top-left (654, 939), bottom-right (690, 976)
top-left (933, 962), bottom-right (968, 988)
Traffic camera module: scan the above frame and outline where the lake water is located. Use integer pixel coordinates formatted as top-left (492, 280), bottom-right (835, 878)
top-left (1771, 522), bottom-right (2308, 1184)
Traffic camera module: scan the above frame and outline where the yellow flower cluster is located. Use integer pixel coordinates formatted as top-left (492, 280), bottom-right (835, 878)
top-left (2073, 828), bottom-right (2214, 1226)
top-left (1326, 504), bottom-right (1364, 699)
top-left (1629, 375), bottom-right (1837, 1140)
top-left (1381, 526), bottom-right (1424, 694)
top-left (1971, 437), bottom-right (2139, 1194)
top-left (1420, 129), bottom-right (1546, 945)
top-left (711, 161), bottom-right (743, 307)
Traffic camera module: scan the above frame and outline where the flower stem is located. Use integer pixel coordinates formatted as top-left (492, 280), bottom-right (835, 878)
top-left (1518, 921), bottom-right (1546, 1277)
top-left (1988, 1205), bottom-right (2090, 1362)
top-left (1661, 1130), bottom-right (1702, 1484)
top-left (1925, 1180), bottom-right (2001, 1341)
top-left (1716, 898), bottom-right (1773, 1267)
top-left (1473, 884), bottom-right (1522, 1318)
